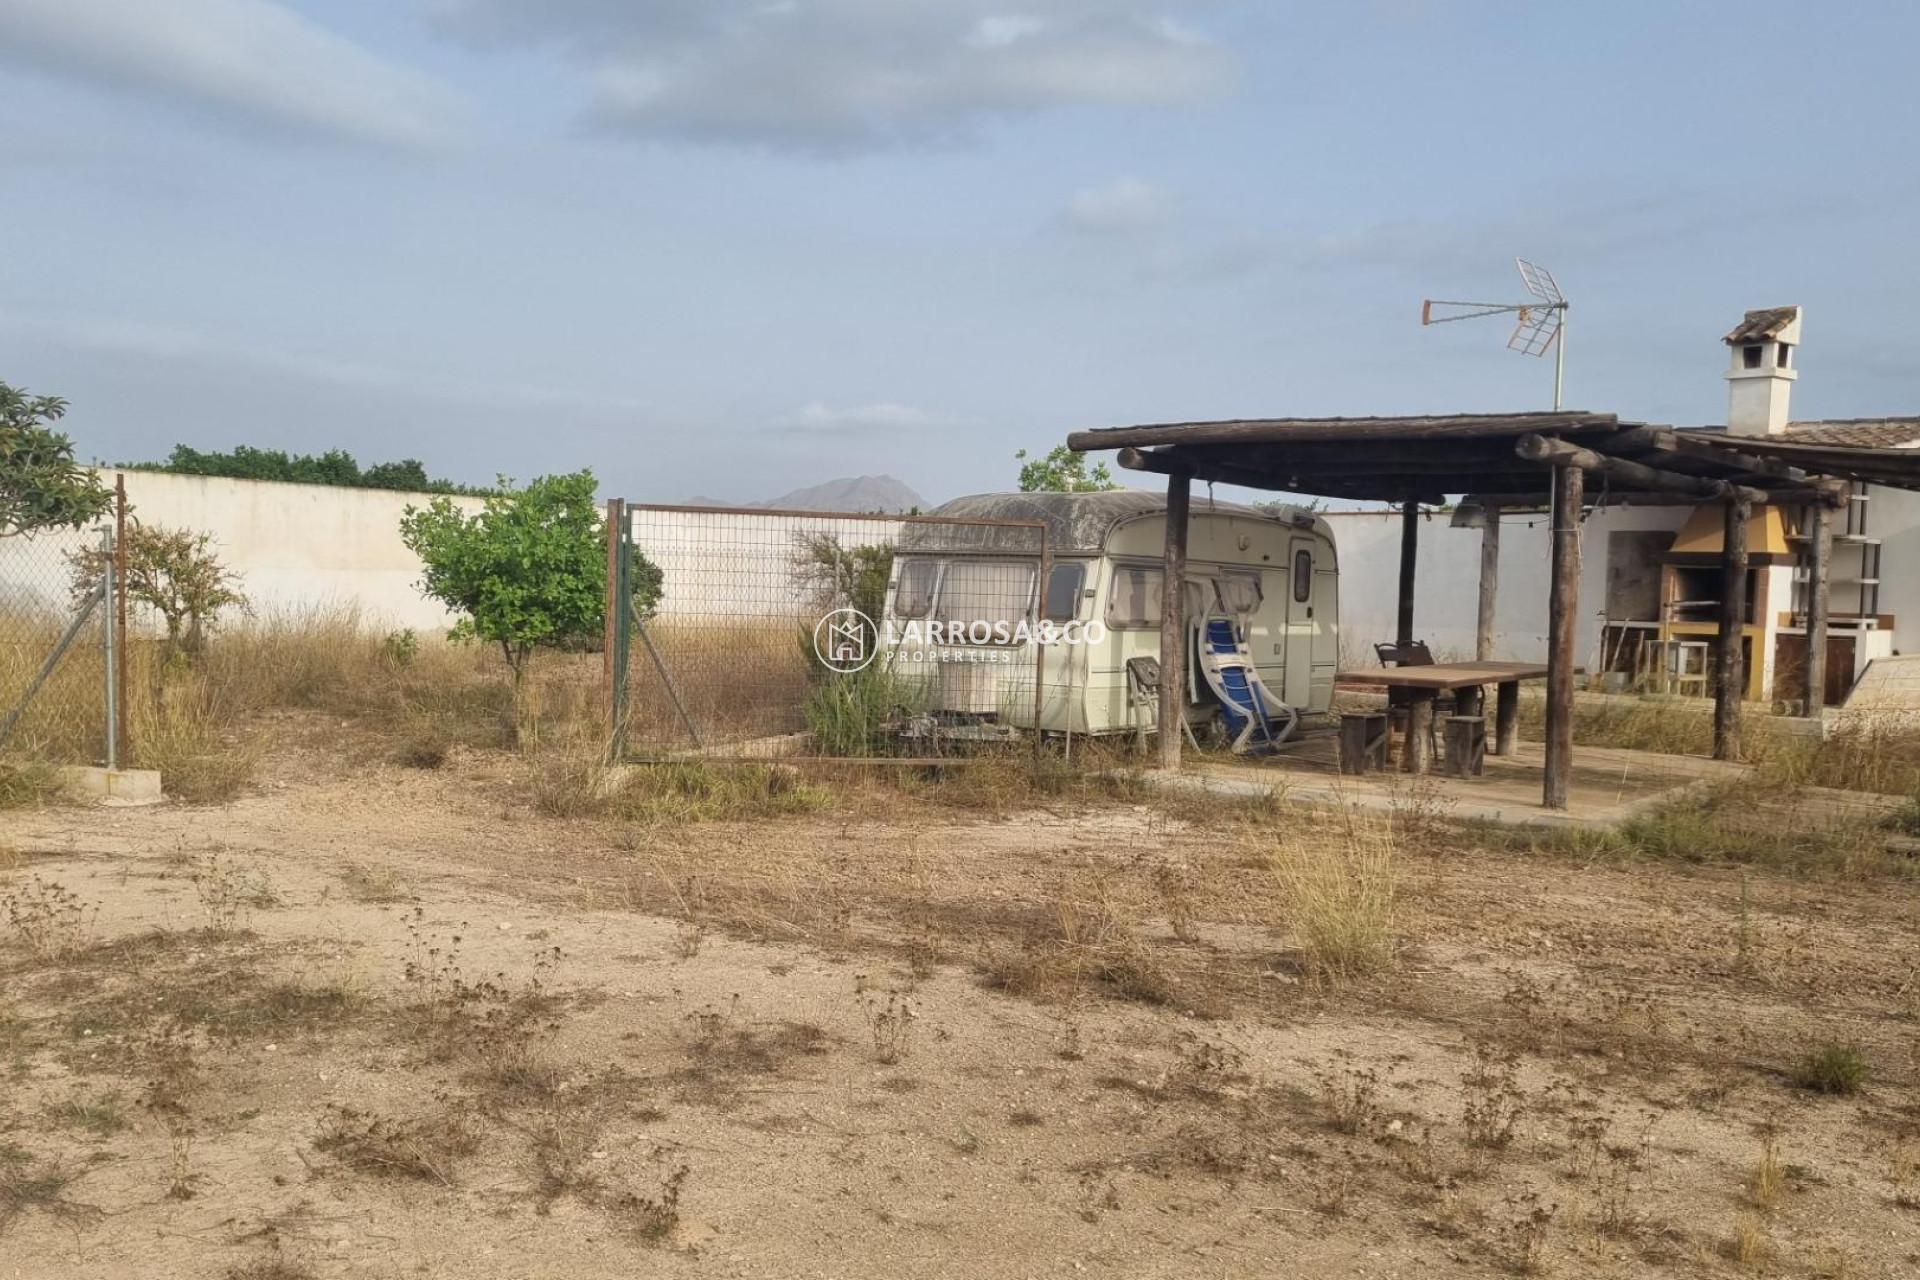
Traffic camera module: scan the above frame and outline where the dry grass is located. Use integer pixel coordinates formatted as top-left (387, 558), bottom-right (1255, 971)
top-left (0, 1148), bottom-right (98, 1233)
top-left (314, 1102), bottom-right (479, 1186)
top-left (1268, 808), bottom-right (1399, 983)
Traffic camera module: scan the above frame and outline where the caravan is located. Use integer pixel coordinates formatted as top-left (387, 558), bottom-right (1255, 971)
top-left (884, 491), bottom-right (1338, 745)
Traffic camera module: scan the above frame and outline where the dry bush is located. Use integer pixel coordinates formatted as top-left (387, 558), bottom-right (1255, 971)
top-left (1268, 809), bottom-right (1399, 983)
top-left (2, 875), bottom-right (96, 960)
top-left (129, 670), bottom-right (262, 803)
top-left (530, 750), bottom-right (837, 825)
top-left (0, 760), bottom-right (63, 811)
top-left (979, 875), bottom-right (1192, 1011)
top-left (314, 1101), bottom-right (479, 1186)
top-left (0, 1148), bottom-right (99, 1233)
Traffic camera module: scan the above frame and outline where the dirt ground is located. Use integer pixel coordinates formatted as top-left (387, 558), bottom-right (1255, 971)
top-left (4, 732), bottom-right (1919, 1279)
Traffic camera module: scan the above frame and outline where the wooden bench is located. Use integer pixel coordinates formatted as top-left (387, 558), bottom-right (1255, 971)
top-left (1338, 711), bottom-right (1390, 774)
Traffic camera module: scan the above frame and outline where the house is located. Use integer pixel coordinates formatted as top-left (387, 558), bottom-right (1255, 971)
top-left (1585, 307), bottom-right (1920, 706)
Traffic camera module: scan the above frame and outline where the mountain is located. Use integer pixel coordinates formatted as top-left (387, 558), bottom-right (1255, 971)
top-left (683, 475), bottom-right (926, 513)
top-left (767, 475), bottom-right (925, 513)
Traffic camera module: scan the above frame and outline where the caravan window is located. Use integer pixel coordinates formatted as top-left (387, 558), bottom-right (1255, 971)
top-left (1217, 570), bottom-right (1263, 617)
top-left (1105, 567), bottom-right (1210, 628)
top-left (1292, 549), bottom-right (1313, 602)
top-left (939, 561), bottom-right (1035, 637)
top-left (894, 560), bottom-right (938, 618)
top-left (1044, 563), bottom-right (1085, 623)
top-left (1106, 566), bottom-right (1162, 629)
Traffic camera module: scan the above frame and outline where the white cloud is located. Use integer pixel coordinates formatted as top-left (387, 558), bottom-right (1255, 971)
top-left (1062, 175), bottom-right (1171, 233)
top-left (0, 0), bottom-right (467, 149)
top-left (771, 401), bottom-right (969, 435)
top-left (431, 1), bottom-right (1232, 151)
top-left (0, 312), bottom-right (647, 415)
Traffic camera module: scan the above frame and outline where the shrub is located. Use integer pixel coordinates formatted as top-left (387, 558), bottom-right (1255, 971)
top-left (1790, 1042), bottom-right (1868, 1095)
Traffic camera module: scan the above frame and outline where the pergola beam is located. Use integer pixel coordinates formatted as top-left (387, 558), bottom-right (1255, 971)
top-left (1515, 435), bottom-right (1770, 504)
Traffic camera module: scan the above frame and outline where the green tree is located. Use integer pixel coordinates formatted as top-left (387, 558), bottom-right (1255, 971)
top-left (1014, 444), bottom-right (1120, 493)
top-left (400, 471), bottom-right (644, 684)
top-left (68, 523), bottom-right (248, 654)
top-left (133, 443), bottom-right (484, 495)
top-left (1, 380), bottom-right (110, 537)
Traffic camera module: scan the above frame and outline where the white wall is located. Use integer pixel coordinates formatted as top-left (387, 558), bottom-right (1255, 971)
top-left (1323, 503), bottom-right (1691, 672)
top-left (0, 471), bottom-right (484, 631)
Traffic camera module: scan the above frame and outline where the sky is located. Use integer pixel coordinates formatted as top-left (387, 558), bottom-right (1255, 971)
top-left (2, 0), bottom-right (1916, 507)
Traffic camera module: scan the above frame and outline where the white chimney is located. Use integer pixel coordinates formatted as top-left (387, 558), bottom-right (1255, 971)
top-left (1722, 305), bottom-right (1801, 437)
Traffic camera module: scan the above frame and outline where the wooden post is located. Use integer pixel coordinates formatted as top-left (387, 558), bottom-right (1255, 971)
top-left (1396, 498), bottom-right (1419, 646)
top-left (112, 473), bottom-right (129, 761)
top-left (1403, 690), bottom-right (1435, 774)
top-left (1544, 465), bottom-right (1583, 809)
top-left (1804, 500), bottom-right (1831, 716)
top-left (1159, 473), bottom-right (1191, 770)
top-left (1714, 495), bottom-right (1751, 760)
top-left (1443, 716), bottom-right (1486, 777)
top-left (1476, 501), bottom-right (1500, 662)
top-left (1494, 681), bottom-right (1519, 756)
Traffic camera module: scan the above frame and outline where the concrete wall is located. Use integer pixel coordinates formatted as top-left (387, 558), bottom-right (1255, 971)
top-left (0, 471), bottom-right (484, 631)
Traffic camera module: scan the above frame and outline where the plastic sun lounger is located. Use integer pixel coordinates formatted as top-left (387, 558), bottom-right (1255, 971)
top-left (1198, 616), bottom-right (1299, 754)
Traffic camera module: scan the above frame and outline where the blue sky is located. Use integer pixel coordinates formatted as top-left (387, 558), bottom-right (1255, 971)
top-left (1, 0), bottom-right (1915, 505)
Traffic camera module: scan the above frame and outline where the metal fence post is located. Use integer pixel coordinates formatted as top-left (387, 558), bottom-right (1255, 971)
top-left (114, 474), bottom-right (130, 760)
top-left (100, 524), bottom-right (118, 770)
top-left (1034, 524), bottom-right (1049, 764)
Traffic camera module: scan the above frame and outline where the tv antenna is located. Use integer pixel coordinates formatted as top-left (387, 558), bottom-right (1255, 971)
top-left (1422, 257), bottom-right (1568, 409)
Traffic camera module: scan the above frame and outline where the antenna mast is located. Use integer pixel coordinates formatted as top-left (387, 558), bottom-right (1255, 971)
top-left (1422, 258), bottom-right (1569, 409)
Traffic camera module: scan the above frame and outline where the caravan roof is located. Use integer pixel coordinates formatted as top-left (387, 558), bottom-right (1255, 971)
top-left (904, 490), bottom-right (1312, 557)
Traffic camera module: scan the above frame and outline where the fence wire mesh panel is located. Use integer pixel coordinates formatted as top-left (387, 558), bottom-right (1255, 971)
top-left (616, 505), bottom-right (1064, 760)
top-left (0, 528), bottom-right (112, 766)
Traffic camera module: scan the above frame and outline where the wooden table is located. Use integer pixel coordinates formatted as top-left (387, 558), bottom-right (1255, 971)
top-left (1336, 661), bottom-right (1550, 772)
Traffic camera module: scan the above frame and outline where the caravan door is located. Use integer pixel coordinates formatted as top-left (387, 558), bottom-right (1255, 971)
top-left (1284, 538), bottom-right (1337, 709)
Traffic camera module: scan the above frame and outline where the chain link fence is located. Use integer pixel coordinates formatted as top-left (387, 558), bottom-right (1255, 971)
top-left (0, 524), bottom-right (117, 767)
top-left (610, 504), bottom-right (1068, 760)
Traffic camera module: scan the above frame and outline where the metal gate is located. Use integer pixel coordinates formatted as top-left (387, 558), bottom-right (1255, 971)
top-left (604, 503), bottom-right (1055, 761)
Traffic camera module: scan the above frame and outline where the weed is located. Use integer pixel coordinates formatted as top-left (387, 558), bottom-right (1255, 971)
top-left (2, 875), bottom-right (97, 960)
top-left (1314, 1061), bottom-right (1383, 1137)
top-left (1313, 1162), bottom-right (1362, 1217)
top-left (1891, 1137), bottom-right (1919, 1209)
top-left (1462, 1042), bottom-right (1527, 1150)
top-left (315, 1101), bottom-right (479, 1186)
top-left (855, 980), bottom-right (917, 1064)
top-left (1503, 1191), bottom-right (1557, 1275)
top-left (1268, 810), bottom-right (1398, 983)
top-left (1751, 1130), bottom-right (1787, 1210)
top-left (608, 1163), bottom-right (689, 1245)
top-left (338, 862), bottom-right (406, 903)
top-left (1724, 1211), bottom-right (1767, 1267)
top-left (193, 850), bottom-right (274, 933)
top-left (0, 1150), bottom-right (98, 1231)
top-left (226, 1246), bottom-right (318, 1280)
top-left (45, 1093), bottom-right (126, 1136)
top-left (0, 760), bottom-right (63, 811)
top-left (1791, 1042), bottom-right (1869, 1095)
top-left (531, 1110), bottom-right (603, 1211)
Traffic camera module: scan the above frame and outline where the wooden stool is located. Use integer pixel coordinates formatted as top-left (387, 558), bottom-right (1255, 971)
top-left (1443, 715), bottom-right (1486, 777)
top-left (1338, 712), bottom-right (1390, 774)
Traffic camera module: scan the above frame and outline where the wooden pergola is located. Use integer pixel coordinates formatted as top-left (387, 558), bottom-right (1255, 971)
top-left (1066, 411), bottom-right (1920, 809)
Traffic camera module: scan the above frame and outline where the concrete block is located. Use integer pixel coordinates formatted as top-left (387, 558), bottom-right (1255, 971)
top-left (59, 766), bottom-right (164, 805)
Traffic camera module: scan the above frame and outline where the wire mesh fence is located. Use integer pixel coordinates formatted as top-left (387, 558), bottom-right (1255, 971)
top-left (612, 504), bottom-right (1072, 760)
top-left (0, 527), bottom-right (114, 767)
